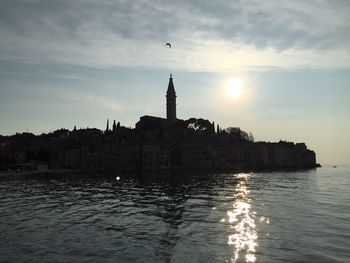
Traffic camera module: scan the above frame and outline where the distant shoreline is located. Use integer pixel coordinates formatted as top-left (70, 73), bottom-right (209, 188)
top-left (0, 165), bottom-right (322, 180)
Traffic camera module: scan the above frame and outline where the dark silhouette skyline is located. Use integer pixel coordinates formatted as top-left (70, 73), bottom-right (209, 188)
top-left (0, 74), bottom-right (318, 172)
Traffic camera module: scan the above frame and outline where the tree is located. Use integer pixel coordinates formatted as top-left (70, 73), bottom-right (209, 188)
top-left (186, 118), bottom-right (213, 132)
top-left (249, 132), bottom-right (254, 142)
top-left (225, 127), bottom-right (254, 141)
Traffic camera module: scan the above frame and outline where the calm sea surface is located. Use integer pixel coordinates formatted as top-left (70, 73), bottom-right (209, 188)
top-left (0, 166), bottom-right (349, 263)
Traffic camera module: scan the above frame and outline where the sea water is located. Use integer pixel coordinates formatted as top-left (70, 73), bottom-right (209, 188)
top-left (0, 166), bottom-right (349, 262)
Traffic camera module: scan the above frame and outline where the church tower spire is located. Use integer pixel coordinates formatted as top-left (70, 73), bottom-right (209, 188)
top-left (166, 74), bottom-right (177, 122)
top-left (105, 118), bottom-right (109, 132)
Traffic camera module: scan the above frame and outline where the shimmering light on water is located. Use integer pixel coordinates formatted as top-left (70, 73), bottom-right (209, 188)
top-left (226, 173), bottom-right (259, 262)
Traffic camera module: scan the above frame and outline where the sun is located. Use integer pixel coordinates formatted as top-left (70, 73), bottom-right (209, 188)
top-left (226, 78), bottom-right (242, 98)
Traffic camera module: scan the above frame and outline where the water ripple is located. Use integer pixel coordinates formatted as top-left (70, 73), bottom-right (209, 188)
top-left (0, 167), bottom-right (349, 262)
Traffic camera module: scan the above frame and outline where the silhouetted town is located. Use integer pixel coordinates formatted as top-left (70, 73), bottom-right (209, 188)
top-left (0, 75), bottom-right (318, 172)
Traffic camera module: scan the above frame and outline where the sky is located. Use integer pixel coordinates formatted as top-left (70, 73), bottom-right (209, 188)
top-left (0, 0), bottom-right (349, 165)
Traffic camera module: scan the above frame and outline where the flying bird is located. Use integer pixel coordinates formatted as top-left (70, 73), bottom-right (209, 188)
top-left (165, 43), bottom-right (171, 48)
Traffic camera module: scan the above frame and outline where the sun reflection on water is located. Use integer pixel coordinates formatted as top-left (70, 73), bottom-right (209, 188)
top-left (225, 173), bottom-right (258, 262)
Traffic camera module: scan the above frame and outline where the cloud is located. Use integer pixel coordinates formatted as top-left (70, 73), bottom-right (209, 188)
top-left (0, 0), bottom-right (349, 72)
top-left (53, 88), bottom-right (123, 113)
top-left (84, 94), bottom-right (121, 112)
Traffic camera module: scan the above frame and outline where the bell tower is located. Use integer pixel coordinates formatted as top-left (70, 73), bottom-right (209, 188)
top-left (166, 74), bottom-right (177, 122)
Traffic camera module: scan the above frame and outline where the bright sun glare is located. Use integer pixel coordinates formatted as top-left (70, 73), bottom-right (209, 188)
top-left (226, 79), bottom-right (242, 98)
